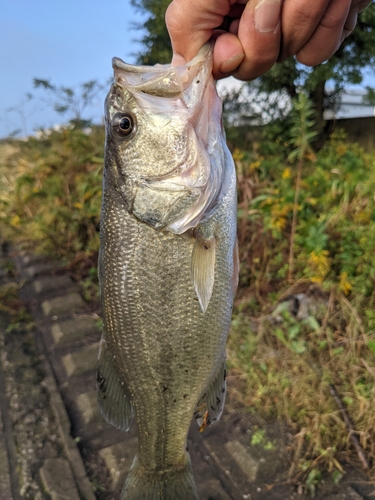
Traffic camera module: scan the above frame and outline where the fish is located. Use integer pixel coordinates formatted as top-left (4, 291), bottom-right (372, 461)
top-left (97, 43), bottom-right (238, 500)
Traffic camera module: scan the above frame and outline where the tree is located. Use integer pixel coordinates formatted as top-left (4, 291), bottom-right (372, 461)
top-left (258, 4), bottom-right (375, 139)
top-left (33, 79), bottom-right (105, 128)
top-left (131, 0), bottom-right (375, 140)
top-left (131, 0), bottom-right (172, 65)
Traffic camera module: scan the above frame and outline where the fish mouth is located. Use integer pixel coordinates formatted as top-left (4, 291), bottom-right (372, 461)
top-left (109, 42), bottom-right (235, 235)
top-left (112, 44), bottom-right (212, 98)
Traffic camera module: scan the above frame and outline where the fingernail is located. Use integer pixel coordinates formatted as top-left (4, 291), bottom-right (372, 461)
top-left (254, 0), bottom-right (281, 33)
top-left (219, 54), bottom-right (245, 74)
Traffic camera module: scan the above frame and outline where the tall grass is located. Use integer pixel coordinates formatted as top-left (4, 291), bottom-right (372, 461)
top-left (230, 100), bottom-right (375, 483)
top-left (1, 101), bottom-right (375, 484)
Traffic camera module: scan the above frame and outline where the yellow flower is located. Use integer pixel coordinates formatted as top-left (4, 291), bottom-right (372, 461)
top-left (339, 272), bottom-right (352, 295)
top-left (282, 167), bottom-right (291, 179)
top-left (272, 217), bottom-right (287, 231)
top-left (308, 250), bottom-right (331, 282)
top-left (250, 160), bottom-right (261, 172)
top-left (10, 215), bottom-right (20, 227)
top-left (336, 144), bottom-right (347, 156)
top-left (311, 276), bottom-right (323, 284)
top-left (232, 148), bottom-right (245, 162)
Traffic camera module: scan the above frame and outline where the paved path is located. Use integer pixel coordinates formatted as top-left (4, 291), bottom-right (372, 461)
top-left (1, 247), bottom-right (374, 500)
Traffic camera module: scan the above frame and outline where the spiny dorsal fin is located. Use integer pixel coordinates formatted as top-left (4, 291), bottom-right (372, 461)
top-left (191, 234), bottom-right (216, 313)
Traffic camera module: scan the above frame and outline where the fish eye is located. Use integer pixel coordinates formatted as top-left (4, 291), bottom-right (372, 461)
top-left (112, 112), bottom-right (136, 138)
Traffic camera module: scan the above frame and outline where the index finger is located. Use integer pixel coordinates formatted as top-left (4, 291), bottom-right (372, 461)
top-left (166, 0), bottom-right (234, 62)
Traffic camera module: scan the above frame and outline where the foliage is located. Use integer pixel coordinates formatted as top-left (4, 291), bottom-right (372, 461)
top-left (2, 88), bottom-right (375, 488)
top-left (256, 3), bottom-right (375, 135)
top-left (0, 125), bottom-right (104, 261)
top-left (260, 1), bottom-right (375, 98)
top-left (131, 0), bottom-right (375, 140)
top-left (33, 78), bottom-right (105, 128)
top-left (131, 0), bottom-right (172, 65)
top-left (229, 97), bottom-right (375, 482)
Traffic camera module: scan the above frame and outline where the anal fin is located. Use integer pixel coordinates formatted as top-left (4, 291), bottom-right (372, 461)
top-left (191, 232), bottom-right (215, 313)
top-left (194, 358), bottom-right (226, 429)
top-left (97, 338), bottom-right (133, 431)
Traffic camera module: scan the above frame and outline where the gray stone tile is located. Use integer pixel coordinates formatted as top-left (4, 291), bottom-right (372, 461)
top-left (225, 440), bottom-right (259, 482)
top-left (98, 441), bottom-right (135, 490)
top-left (49, 315), bottom-right (100, 346)
top-left (17, 253), bottom-right (47, 267)
top-left (41, 293), bottom-right (86, 318)
top-left (75, 391), bottom-right (102, 427)
top-left (325, 488), bottom-right (365, 500)
top-left (39, 458), bottom-right (80, 500)
top-left (62, 343), bottom-right (99, 378)
top-left (32, 275), bottom-right (73, 295)
top-left (0, 408), bottom-right (12, 500)
top-left (21, 262), bottom-right (61, 278)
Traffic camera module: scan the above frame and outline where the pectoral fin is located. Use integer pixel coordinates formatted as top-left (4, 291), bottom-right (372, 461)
top-left (191, 234), bottom-right (215, 313)
top-left (97, 338), bottom-right (133, 431)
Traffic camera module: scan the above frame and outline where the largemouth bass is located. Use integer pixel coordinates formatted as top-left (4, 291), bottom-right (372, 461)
top-left (97, 43), bottom-right (238, 500)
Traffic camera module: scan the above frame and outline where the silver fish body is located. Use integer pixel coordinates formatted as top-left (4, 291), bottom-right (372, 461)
top-left (98, 44), bottom-right (238, 499)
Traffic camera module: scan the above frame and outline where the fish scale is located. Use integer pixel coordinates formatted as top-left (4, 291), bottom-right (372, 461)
top-left (98, 44), bottom-right (237, 499)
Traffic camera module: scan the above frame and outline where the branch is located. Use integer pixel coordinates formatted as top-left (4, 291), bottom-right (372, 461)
top-left (328, 384), bottom-right (370, 470)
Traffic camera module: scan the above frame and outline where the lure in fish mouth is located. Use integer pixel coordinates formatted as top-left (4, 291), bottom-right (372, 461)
top-left (98, 43), bottom-right (238, 499)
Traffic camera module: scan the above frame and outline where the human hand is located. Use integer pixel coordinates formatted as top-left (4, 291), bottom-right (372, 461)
top-left (166, 0), bottom-right (372, 80)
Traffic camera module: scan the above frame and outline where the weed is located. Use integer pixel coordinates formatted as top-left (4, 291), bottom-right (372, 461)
top-left (2, 99), bottom-right (375, 488)
top-left (231, 103), bottom-right (375, 483)
top-left (0, 126), bottom-right (104, 262)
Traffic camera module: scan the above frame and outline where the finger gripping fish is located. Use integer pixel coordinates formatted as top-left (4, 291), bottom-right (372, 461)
top-left (98, 43), bottom-right (238, 500)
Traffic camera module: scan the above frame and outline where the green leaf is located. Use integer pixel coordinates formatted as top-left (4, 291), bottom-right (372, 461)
top-left (367, 340), bottom-right (375, 357)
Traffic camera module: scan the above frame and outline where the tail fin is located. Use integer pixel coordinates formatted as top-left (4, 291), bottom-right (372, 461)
top-left (121, 455), bottom-right (199, 500)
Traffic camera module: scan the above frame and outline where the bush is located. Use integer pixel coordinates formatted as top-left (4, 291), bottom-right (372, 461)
top-left (0, 125), bottom-right (104, 261)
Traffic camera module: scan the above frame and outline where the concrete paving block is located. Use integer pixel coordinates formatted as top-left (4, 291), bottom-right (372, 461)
top-left (39, 458), bottom-right (80, 500)
top-left (197, 479), bottom-right (233, 500)
top-left (41, 293), bottom-right (86, 318)
top-left (325, 488), bottom-right (365, 500)
top-left (32, 275), bottom-right (73, 295)
top-left (17, 253), bottom-right (47, 267)
top-left (75, 391), bottom-right (102, 426)
top-left (98, 442), bottom-right (131, 489)
top-left (62, 343), bottom-right (99, 378)
top-left (0, 409), bottom-right (12, 500)
top-left (21, 262), bottom-right (61, 278)
top-left (225, 440), bottom-right (259, 483)
top-left (49, 315), bottom-right (101, 346)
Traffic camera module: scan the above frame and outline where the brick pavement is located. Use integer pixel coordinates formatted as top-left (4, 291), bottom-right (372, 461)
top-left (1, 247), bottom-right (374, 500)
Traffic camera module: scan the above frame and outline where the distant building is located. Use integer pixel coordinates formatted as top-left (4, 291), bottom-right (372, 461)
top-left (324, 89), bottom-right (375, 120)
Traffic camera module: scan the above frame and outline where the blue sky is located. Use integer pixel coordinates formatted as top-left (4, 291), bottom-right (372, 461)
top-left (1, 1), bottom-right (375, 138)
top-left (0, 0), bottom-right (146, 138)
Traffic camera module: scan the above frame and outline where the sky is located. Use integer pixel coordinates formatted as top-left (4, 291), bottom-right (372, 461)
top-left (0, 0), bottom-right (147, 138)
top-left (1, 1), bottom-right (375, 138)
